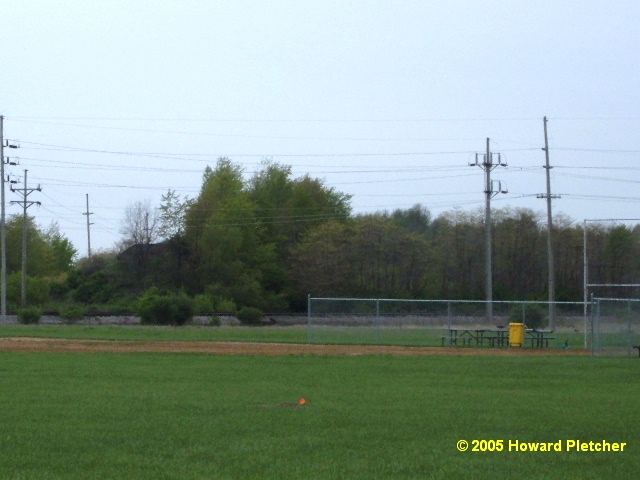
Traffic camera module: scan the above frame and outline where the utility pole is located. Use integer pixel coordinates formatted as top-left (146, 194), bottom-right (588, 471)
top-left (0, 116), bottom-right (4, 321)
top-left (470, 138), bottom-right (507, 323)
top-left (11, 170), bottom-right (41, 307)
top-left (83, 193), bottom-right (93, 258)
top-left (0, 117), bottom-right (18, 320)
top-left (537, 116), bottom-right (560, 330)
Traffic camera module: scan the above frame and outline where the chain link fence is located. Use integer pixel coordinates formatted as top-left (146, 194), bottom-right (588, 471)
top-left (307, 297), bottom-right (587, 349)
top-left (592, 298), bottom-right (640, 356)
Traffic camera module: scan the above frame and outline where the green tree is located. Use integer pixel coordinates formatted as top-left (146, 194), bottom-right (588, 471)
top-left (389, 204), bottom-right (432, 236)
top-left (290, 215), bottom-right (431, 300)
top-left (5, 216), bottom-right (77, 277)
top-left (248, 160), bottom-right (352, 297)
top-left (158, 189), bottom-right (191, 240)
top-left (430, 209), bottom-right (484, 299)
top-left (184, 158), bottom-right (279, 309)
top-left (492, 208), bottom-right (544, 300)
top-left (290, 220), bottom-right (356, 298)
top-left (43, 222), bottom-right (77, 273)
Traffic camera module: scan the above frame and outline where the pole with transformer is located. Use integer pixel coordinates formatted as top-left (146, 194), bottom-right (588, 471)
top-left (0, 117), bottom-right (19, 319)
top-left (11, 169), bottom-right (41, 307)
top-left (0, 116), bottom-right (4, 320)
top-left (470, 138), bottom-right (507, 323)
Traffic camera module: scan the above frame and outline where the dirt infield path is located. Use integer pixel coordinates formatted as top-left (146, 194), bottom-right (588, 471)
top-left (0, 337), bottom-right (589, 356)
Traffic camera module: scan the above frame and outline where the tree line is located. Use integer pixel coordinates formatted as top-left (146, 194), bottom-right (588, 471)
top-left (8, 157), bottom-right (640, 314)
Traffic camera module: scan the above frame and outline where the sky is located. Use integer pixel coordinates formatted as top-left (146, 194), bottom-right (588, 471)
top-left (1, 0), bottom-right (640, 258)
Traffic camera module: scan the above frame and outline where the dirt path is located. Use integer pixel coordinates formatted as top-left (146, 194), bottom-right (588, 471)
top-left (0, 337), bottom-right (589, 356)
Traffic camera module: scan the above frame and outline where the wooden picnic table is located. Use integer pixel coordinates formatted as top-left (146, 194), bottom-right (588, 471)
top-left (445, 327), bottom-right (554, 348)
top-left (446, 327), bottom-right (509, 347)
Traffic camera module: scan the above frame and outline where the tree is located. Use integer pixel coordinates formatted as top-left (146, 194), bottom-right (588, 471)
top-left (181, 158), bottom-right (353, 309)
top-left (492, 208), bottom-right (544, 299)
top-left (119, 199), bottom-right (159, 249)
top-left (290, 220), bottom-right (356, 298)
top-left (605, 225), bottom-right (639, 285)
top-left (430, 209), bottom-right (485, 299)
top-left (552, 215), bottom-right (584, 301)
top-left (248, 161), bottom-right (352, 255)
top-left (184, 158), bottom-right (279, 308)
top-left (390, 204), bottom-right (432, 236)
top-left (158, 189), bottom-right (191, 240)
top-left (247, 161), bottom-right (353, 298)
top-left (290, 215), bottom-right (432, 300)
top-left (5, 215), bottom-right (77, 277)
top-left (43, 222), bottom-right (77, 273)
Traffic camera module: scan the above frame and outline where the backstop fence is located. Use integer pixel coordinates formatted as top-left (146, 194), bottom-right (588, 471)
top-left (592, 298), bottom-right (640, 357)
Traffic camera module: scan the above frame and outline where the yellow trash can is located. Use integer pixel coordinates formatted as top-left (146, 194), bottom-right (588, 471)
top-left (509, 323), bottom-right (525, 347)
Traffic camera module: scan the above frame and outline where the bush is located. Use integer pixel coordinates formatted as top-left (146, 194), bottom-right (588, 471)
top-left (18, 307), bottom-right (42, 325)
top-left (8, 273), bottom-right (51, 306)
top-left (194, 294), bottom-right (215, 314)
top-left (216, 298), bottom-right (237, 313)
top-left (509, 303), bottom-right (548, 330)
top-left (209, 315), bottom-right (221, 327)
top-left (60, 304), bottom-right (85, 323)
top-left (137, 289), bottom-right (194, 326)
top-left (236, 307), bottom-right (264, 326)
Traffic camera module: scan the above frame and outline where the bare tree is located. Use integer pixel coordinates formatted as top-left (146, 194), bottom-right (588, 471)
top-left (119, 199), bottom-right (160, 250)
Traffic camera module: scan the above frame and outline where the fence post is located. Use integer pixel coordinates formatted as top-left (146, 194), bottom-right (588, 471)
top-left (592, 298), bottom-right (599, 356)
top-left (447, 301), bottom-right (452, 345)
top-left (627, 300), bottom-right (632, 357)
top-left (307, 294), bottom-right (312, 344)
top-left (375, 299), bottom-right (380, 344)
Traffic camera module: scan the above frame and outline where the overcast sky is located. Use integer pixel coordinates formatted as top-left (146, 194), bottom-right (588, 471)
top-left (2, 1), bottom-right (640, 257)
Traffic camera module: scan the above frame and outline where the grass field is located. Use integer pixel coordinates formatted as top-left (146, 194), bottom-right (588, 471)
top-left (0, 324), bottom-right (592, 350)
top-left (0, 345), bottom-right (637, 479)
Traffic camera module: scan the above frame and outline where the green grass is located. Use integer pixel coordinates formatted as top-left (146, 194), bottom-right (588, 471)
top-left (0, 324), bottom-right (309, 343)
top-left (0, 323), bottom-right (591, 350)
top-left (0, 352), bottom-right (637, 479)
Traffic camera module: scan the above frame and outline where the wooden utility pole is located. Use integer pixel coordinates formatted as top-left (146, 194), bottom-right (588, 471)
top-left (1, 118), bottom-right (18, 318)
top-left (83, 193), bottom-right (93, 258)
top-left (538, 117), bottom-right (560, 330)
top-left (0, 116), bottom-right (5, 320)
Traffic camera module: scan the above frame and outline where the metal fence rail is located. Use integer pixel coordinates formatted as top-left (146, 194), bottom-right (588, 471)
top-left (592, 298), bottom-right (640, 356)
top-left (307, 296), bottom-right (588, 349)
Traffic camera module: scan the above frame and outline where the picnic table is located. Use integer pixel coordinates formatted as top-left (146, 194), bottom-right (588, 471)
top-left (445, 327), bottom-right (509, 347)
top-left (526, 329), bottom-right (555, 348)
top-left (444, 327), bottom-right (554, 348)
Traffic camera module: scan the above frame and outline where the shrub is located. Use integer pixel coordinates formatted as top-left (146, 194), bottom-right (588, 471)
top-left (509, 303), bottom-right (548, 330)
top-left (18, 307), bottom-right (42, 325)
top-left (236, 307), bottom-right (264, 326)
top-left (216, 298), bottom-right (237, 313)
top-left (137, 289), bottom-right (194, 326)
top-left (60, 304), bottom-right (85, 323)
top-left (194, 294), bottom-right (215, 314)
top-left (8, 274), bottom-right (51, 306)
top-left (209, 315), bottom-right (221, 327)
